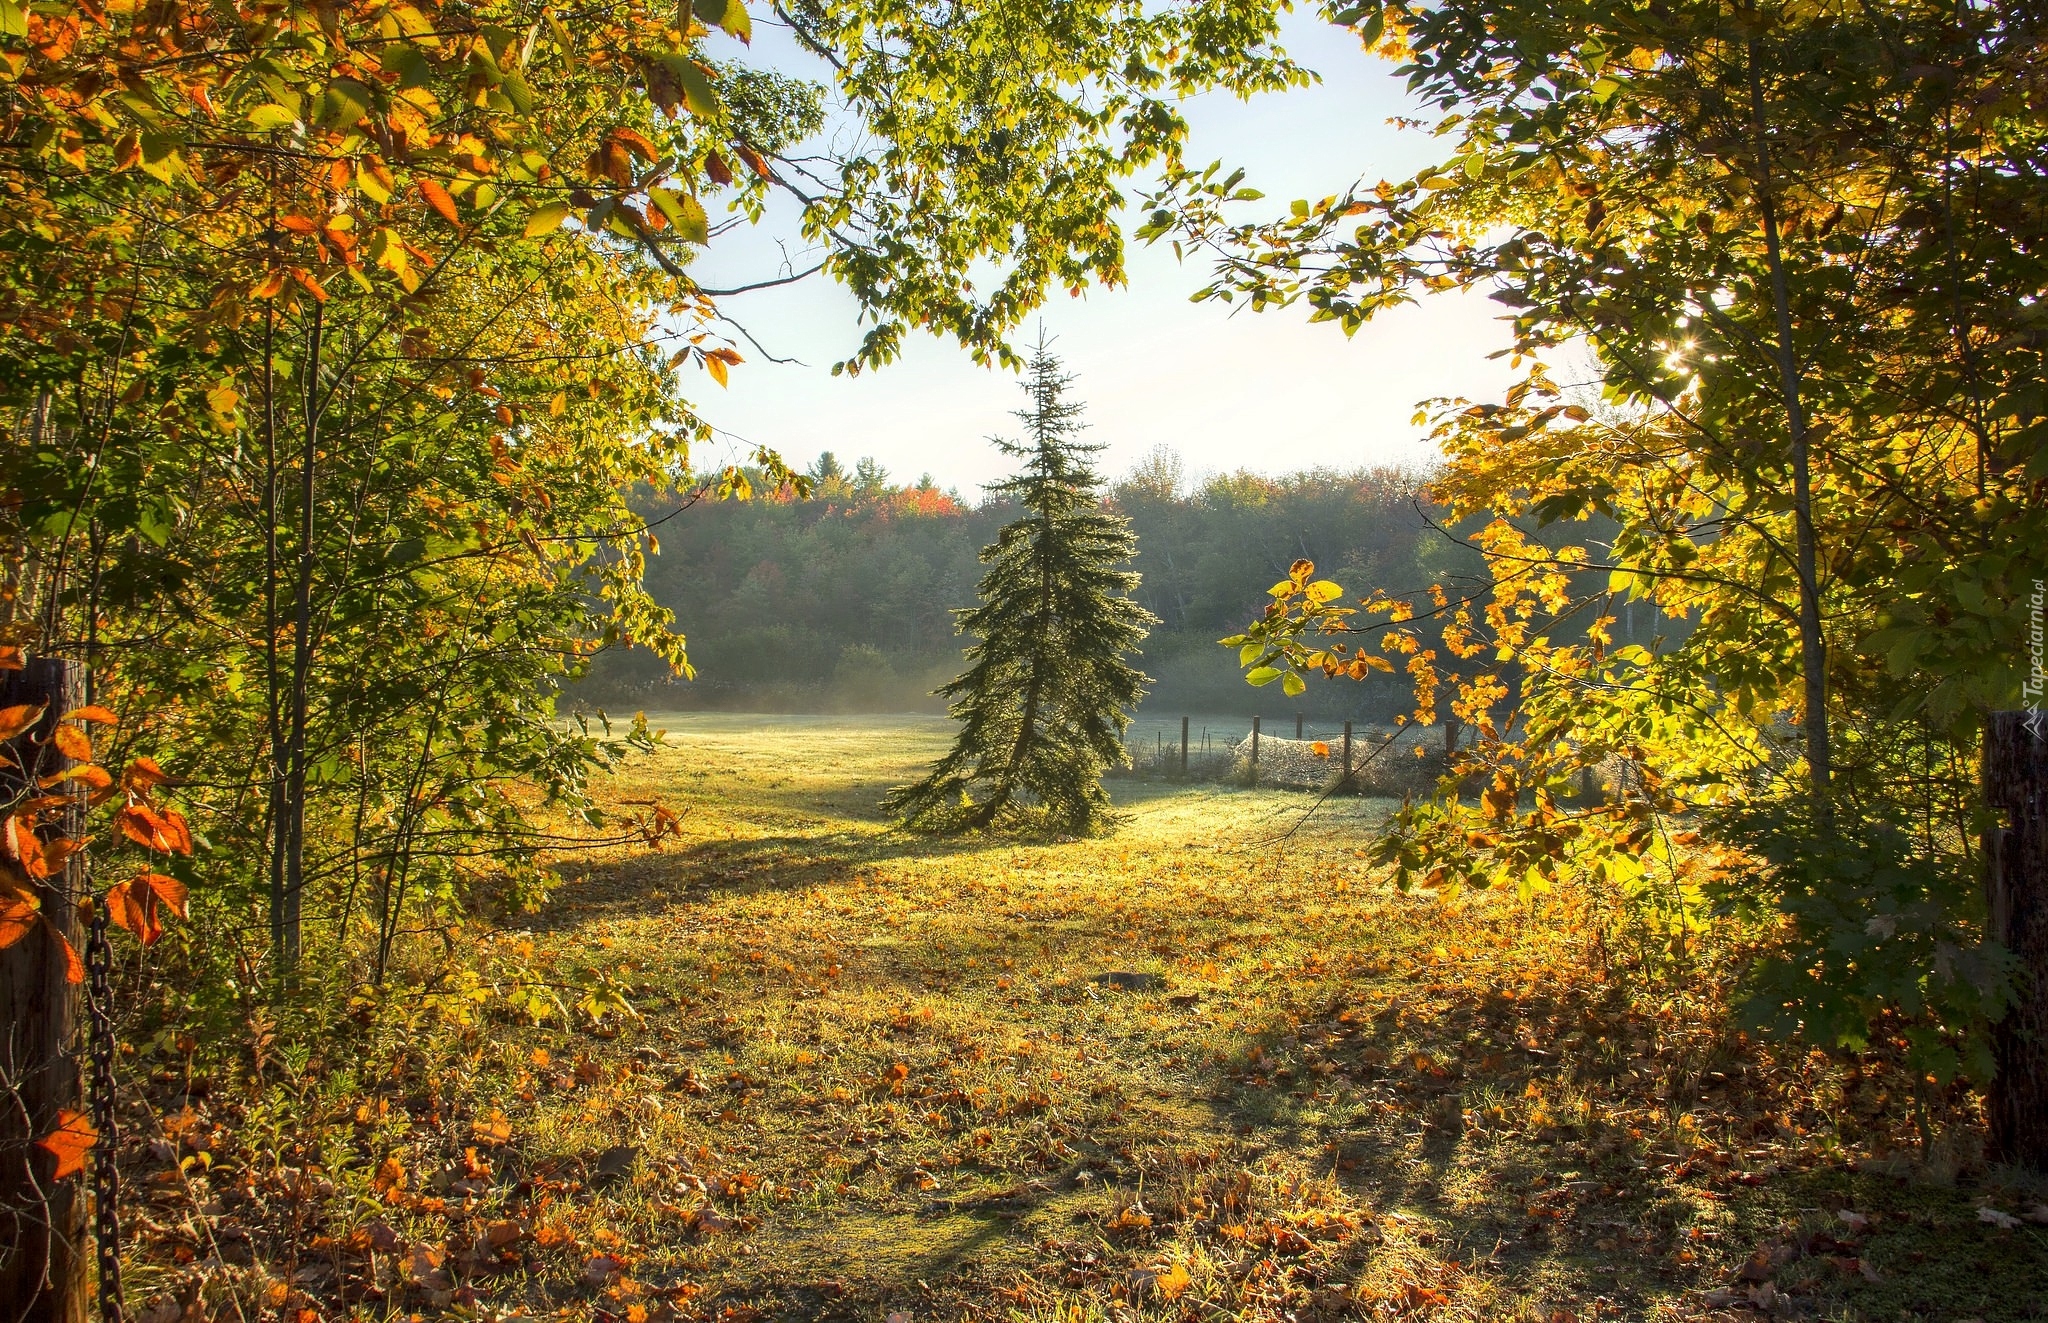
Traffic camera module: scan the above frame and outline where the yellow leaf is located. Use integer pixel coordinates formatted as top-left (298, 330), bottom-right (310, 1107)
top-left (524, 201), bottom-right (571, 236)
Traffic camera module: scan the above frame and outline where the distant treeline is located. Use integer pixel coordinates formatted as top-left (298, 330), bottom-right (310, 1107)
top-left (576, 448), bottom-right (1465, 718)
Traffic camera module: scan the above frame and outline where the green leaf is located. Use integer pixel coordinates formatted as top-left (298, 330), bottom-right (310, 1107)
top-left (523, 202), bottom-right (572, 236)
top-left (1281, 671), bottom-right (1306, 697)
top-left (1246, 666), bottom-right (1283, 687)
top-left (501, 69), bottom-right (537, 113)
top-left (0, 0), bottom-right (25, 40)
top-left (383, 43), bottom-right (433, 90)
top-left (651, 54), bottom-right (720, 117)
top-left (317, 78), bottom-right (372, 129)
top-left (693, 0), bottom-right (752, 43)
top-left (649, 187), bottom-right (709, 244)
top-left (247, 104), bottom-right (299, 131)
top-left (1239, 642), bottom-right (1263, 667)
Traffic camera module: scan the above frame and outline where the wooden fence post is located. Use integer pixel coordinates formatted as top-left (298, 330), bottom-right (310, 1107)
top-left (0, 656), bottom-right (90, 1322)
top-left (1986, 711), bottom-right (2048, 1170)
top-left (1249, 716), bottom-right (1260, 789)
top-left (1294, 713), bottom-right (1303, 740)
top-left (1180, 717), bottom-right (1189, 779)
top-left (1342, 721), bottom-right (1353, 792)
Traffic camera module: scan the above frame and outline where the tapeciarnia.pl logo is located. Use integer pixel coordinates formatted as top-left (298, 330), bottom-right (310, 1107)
top-left (2026, 579), bottom-right (2046, 738)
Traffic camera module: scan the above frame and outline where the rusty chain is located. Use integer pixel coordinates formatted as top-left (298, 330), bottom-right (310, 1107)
top-left (85, 901), bottom-right (123, 1323)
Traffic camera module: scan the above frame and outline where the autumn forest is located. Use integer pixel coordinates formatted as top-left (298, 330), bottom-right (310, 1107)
top-left (2, 1), bottom-right (2047, 1321)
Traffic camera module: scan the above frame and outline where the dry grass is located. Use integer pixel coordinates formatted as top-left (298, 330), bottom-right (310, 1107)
top-left (119, 716), bottom-right (2048, 1323)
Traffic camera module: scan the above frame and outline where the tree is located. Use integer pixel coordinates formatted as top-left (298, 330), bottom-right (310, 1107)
top-left (853, 456), bottom-right (893, 500)
top-left (1170, 0), bottom-right (2044, 1089)
top-left (886, 341), bottom-right (1153, 834)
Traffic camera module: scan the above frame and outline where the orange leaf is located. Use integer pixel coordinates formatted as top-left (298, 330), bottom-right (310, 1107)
top-left (277, 214), bottom-right (319, 234)
top-left (252, 270), bottom-right (288, 299)
top-left (705, 151), bottom-right (733, 186)
top-left (0, 894), bottom-right (37, 950)
top-left (0, 703), bottom-right (45, 741)
top-left (158, 809), bottom-right (194, 854)
top-left (288, 267), bottom-right (328, 301)
top-left (1311, 741), bottom-right (1330, 757)
top-left (124, 755), bottom-right (174, 789)
top-left (64, 705), bottom-right (118, 726)
top-left (608, 126), bottom-right (658, 162)
top-left (38, 762), bottom-right (111, 791)
top-left (419, 178), bottom-right (460, 227)
top-left (53, 927), bottom-right (82, 984)
top-left (107, 878), bottom-right (161, 945)
top-left (138, 871), bottom-right (188, 919)
top-left (495, 404), bottom-right (515, 426)
top-left (0, 646), bottom-right (24, 671)
top-left (36, 1109), bottom-right (95, 1179)
top-left (51, 724), bottom-right (91, 761)
top-left (116, 804), bottom-right (177, 851)
top-left (24, 836), bottom-right (79, 881)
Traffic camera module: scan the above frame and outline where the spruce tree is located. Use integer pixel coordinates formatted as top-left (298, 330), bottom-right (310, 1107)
top-left (885, 339), bottom-right (1154, 835)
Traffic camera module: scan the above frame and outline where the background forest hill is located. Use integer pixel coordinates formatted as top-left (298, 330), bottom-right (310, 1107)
top-left (574, 446), bottom-right (1501, 720)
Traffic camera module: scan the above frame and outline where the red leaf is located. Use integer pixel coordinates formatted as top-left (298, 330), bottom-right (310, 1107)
top-left (36, 1109), bottom-right (95, 1180)
top-left (705, 151), bottom-right (733, 186)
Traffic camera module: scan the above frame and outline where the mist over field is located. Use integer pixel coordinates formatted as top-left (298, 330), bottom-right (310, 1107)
top-left (577, 451), bottom-right (1460, 721)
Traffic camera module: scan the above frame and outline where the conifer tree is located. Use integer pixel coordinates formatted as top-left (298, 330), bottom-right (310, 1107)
top-left (886, 340), bottom-right (1154, 834)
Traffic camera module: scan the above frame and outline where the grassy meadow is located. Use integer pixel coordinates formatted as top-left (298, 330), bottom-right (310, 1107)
top-left (125, 716), bottom-right (2048, 1322)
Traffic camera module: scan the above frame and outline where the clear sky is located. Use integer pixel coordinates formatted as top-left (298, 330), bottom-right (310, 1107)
top-left (682, 9), bottom-right (1517, 496)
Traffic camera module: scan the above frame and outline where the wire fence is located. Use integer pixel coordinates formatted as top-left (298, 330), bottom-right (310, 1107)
top-left (1111, 715), bottom-right (1453, 796)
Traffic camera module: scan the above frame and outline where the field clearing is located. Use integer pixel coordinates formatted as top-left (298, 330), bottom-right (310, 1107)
top-left (129, 717), bottom-right (2048, 1322)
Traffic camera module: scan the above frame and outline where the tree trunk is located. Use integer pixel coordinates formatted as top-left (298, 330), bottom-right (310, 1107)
top-left (1746, 40), bottom-right (1832, 814)
top-left (1985, 710), bottom-right (2048, 1170)
top-left (0, 657), bottom-right (90, 1322)
top-left (281, 301), bottom-right (324, 974)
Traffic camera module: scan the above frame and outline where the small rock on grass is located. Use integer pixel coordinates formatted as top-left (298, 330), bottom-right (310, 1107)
top-left (1091, 971), bottom-right (1166, 991)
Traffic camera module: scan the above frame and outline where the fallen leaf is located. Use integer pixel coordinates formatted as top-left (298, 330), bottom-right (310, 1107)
top-left (470, 1109), bottom-right (513, 1145)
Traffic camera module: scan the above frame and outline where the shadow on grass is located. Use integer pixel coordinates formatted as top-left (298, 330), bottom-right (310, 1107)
top-left (1200, 964), bottom-right (2048, 1320)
